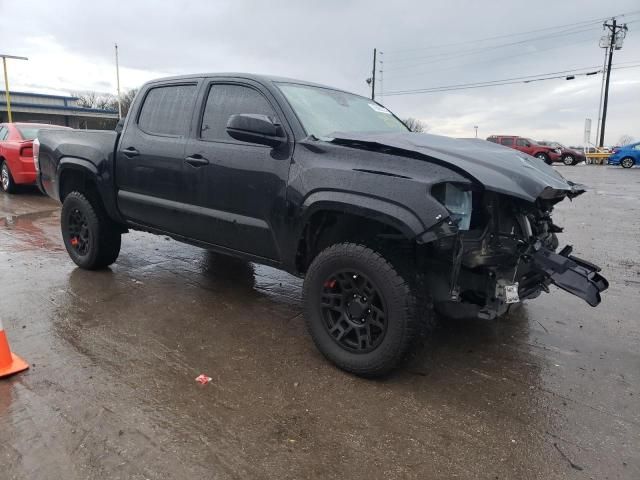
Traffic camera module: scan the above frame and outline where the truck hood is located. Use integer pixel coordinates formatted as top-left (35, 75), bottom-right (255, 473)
top-left (329, 131), bottom-right (584, 202)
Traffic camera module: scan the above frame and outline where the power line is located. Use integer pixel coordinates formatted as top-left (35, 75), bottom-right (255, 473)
top-left (382, 63), bottom-right (640, 96)
top-left (385, 25), bottom-right (602, 68)
top-left (384, 10), bottom-right (640, 55)
top-left (384, 67), bottom-right (602, 95)
top-left (384, 35), bottom-right (597, 80)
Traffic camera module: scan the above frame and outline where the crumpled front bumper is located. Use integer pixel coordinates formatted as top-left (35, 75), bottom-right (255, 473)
top-left (531, 245), bottom-right (608, 307)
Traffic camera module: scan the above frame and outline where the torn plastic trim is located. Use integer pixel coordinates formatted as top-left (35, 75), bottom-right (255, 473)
top-left (539, 184), bottom-right (586, 200)
top-left (416, 218), bottom-right (458, 244)
top-left (531, 245), bottom-right (608, 307)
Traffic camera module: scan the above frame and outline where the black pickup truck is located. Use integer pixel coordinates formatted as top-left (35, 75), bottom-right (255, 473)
top-left (34, 73), bottom-right (608, 376)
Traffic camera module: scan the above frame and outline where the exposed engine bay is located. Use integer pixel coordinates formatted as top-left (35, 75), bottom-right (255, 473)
top-left (418, 186), bottom-right (608, 320)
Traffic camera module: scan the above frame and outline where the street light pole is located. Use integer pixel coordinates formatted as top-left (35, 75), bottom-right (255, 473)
top-left (371, 48), bottom-right (377, 101)
top-left (474, 126), bottom-right (478, 138)
top-left (0, 54), bottom-right (28, 123)
top-left (114, 44), bottom-right (123, 119)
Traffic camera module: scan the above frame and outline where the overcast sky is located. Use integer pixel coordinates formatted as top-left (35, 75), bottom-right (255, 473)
top-left (1, 0), bottom-right (638, 145)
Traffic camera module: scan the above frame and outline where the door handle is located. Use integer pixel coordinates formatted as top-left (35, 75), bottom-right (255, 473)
top-left (123, 147), bottom-right (139, 158)
top-left (184, 154), bottom-right (209, 167)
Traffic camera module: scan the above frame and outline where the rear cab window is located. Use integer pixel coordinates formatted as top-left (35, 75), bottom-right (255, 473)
top-left (137, 84), bottom-right (197, 136)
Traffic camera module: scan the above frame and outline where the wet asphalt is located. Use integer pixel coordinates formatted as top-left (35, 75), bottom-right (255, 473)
top-left (0, 165), bottom-right (638, 480)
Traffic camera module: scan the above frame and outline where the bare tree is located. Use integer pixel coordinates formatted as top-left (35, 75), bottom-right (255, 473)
top-left (116, 88), bottom-right (139, 117)
top-left (403, 117), bottom-right (429, 133)
top-left (73, 88), bottom-right (139, 116)
top-left (617, 134), bottom-right (634, 146)
top-left (74, 91), bottom-right (99, 109)
top-left (96, 94), bottom-right (116, 111)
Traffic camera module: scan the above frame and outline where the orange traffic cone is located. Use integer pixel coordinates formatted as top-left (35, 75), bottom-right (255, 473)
top-left (0, 318), bottom-right (29, 378)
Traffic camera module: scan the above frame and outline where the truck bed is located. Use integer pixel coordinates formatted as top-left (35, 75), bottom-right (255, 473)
top-left (37, 129), bottom-right (119, 201)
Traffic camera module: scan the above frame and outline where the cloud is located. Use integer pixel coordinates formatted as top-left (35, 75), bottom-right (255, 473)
top-left (0, 0), bottom-right (638, 145)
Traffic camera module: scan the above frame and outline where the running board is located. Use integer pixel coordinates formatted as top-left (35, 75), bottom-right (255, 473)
top-left (531, 246), bottom-right (608, 307)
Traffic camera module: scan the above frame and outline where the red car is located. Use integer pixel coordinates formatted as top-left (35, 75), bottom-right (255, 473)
top-left (0, 123), bottom-right (71, 193)
top-left (487, 135), bottom-right (562, 164)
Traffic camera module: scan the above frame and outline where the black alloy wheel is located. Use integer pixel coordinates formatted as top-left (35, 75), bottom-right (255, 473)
top-left (303, 243), bottom-right (425, 377)
top-left (320, 270), bottom-right (388, 353)
top-left (67, 207), bottom-right (91, 256)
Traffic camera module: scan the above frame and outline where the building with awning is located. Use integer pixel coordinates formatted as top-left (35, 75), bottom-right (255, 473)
top-left (0, 90), bottom-right (118, 129)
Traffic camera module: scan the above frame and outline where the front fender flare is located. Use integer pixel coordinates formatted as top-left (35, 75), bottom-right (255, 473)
top-left (299, 190), bottom-right (426, 240)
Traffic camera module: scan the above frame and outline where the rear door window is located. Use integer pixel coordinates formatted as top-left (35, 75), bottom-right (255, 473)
top-left (516, 138), bottom-right (527, 147)
top-left (138, 84), bottom-right (197, 136)
top-left (500, 138), bottom-right (514, 146)
top-left (200, 84), bottom-right (277, 142)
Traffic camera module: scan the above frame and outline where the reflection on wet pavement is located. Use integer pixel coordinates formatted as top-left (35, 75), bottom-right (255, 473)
top-left (0, 169), bottom-right (638, 479)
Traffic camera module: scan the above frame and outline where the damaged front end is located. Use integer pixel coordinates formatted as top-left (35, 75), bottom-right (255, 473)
top-left (326, 131), bottom-right (608, 320)
top-left (418, 185), bottom-right (608, 320)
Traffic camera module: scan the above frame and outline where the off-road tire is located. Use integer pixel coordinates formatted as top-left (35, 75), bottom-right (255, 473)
top-left (1, 161), bottom-right (16, 193)
top-left (621, 157), bottom-right (635, 169)
top-left (303, 243), bottom-right (422, 377)
top-left (61, 191), bottom-right (121, 269)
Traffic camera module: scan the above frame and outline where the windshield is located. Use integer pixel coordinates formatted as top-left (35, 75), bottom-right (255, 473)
top-left (277, 83), bottom-right (408, 138)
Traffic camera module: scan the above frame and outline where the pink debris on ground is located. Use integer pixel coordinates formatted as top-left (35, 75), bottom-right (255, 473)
top-left (195, 374), bottom-right (212, 385)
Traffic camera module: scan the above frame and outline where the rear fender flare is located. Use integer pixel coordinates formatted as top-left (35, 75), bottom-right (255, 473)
top-left (56, 158), bottom-right (98, 200)
top-left (57, 158), bottom-right (122, 222)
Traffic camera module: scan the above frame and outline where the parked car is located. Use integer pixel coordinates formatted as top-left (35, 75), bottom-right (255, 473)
top-left (0, 122), bottom-right (71, 193)
top-left (35, 74), bottom-right (607, 377)
top-left (486, 135), bottom-right (561, 164)
top-left (608, 142), bottom-right (640, 168)
top-left (537, 141), bottom-right (586, 166)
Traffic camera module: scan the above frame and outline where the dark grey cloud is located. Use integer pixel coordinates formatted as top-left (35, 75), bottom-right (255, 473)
top-left (1, 0), bottom-right (638, 145)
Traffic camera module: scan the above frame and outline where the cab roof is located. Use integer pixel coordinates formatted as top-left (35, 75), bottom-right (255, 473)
top-left (143, 72), bottom-right (357, 96)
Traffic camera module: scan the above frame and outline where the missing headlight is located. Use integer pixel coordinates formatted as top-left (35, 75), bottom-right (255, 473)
top-left (433, 183), bottom-right (472, 230)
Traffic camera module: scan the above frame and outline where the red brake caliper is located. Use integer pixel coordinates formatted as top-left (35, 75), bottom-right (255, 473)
top-left (324, 279), bottom-right (336, 289)
top-left (70, 237), bottom-right (79, 247)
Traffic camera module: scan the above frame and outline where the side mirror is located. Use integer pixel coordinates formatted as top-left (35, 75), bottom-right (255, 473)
top-left (226, 114), bottom-right (286, 148)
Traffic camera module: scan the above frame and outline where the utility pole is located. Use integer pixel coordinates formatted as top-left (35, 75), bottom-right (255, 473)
top-left (0, 54), bottom-right (28, 123)
top-left (594, 47), bottom-right (608, 148)
top-left (114, 43), bottom-right (123, 119)
top-left (371, 48), bottom-right (377, 100)
top-left (598, 18), bottom-right (627, 147)
top-left (378, 51), bottom-right (384, 103)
